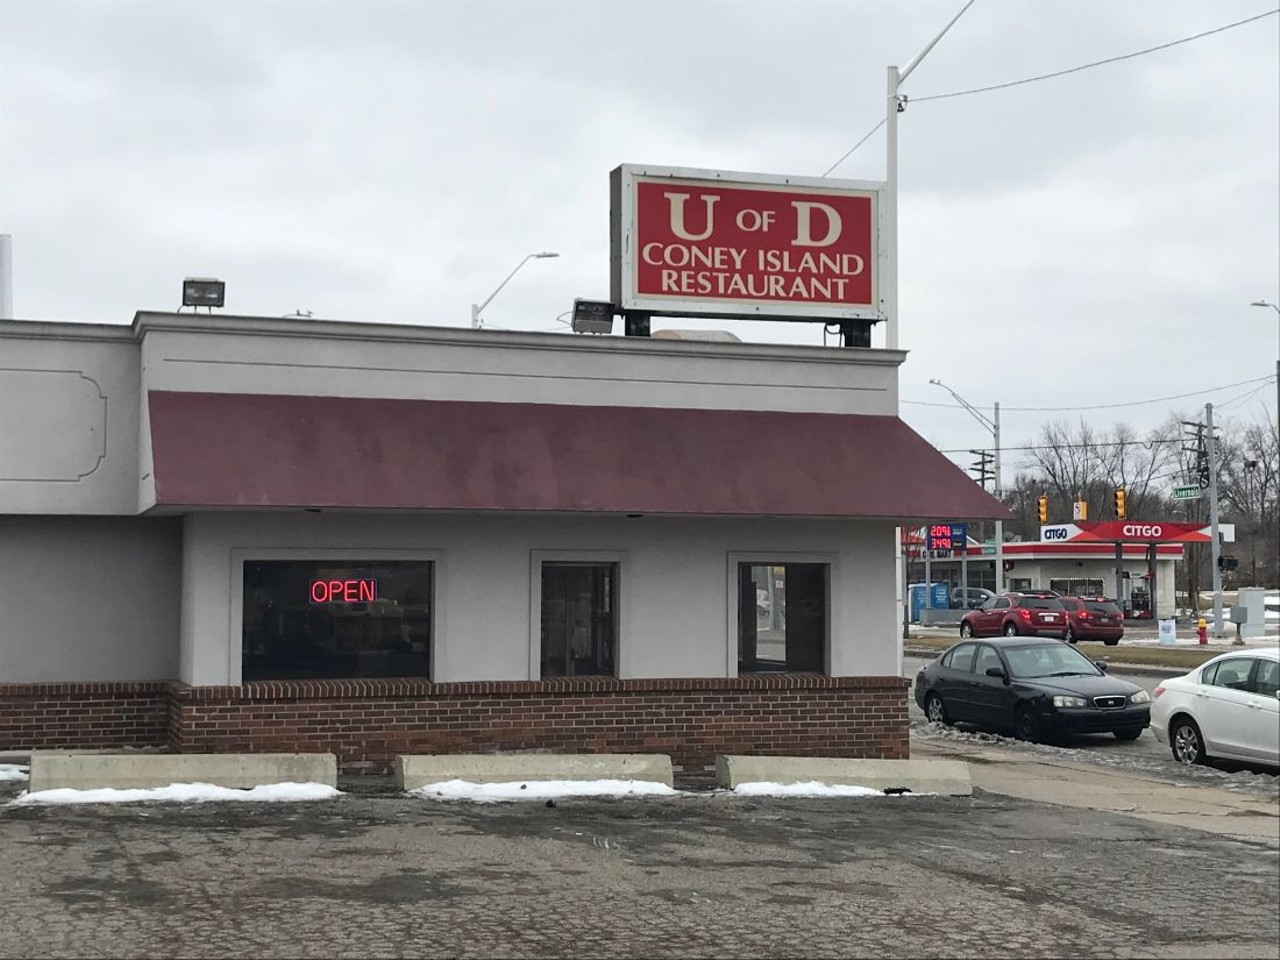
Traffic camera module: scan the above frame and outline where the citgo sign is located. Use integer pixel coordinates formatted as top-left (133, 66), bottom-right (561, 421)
top-left (610, 164), bottom-right (883, 321)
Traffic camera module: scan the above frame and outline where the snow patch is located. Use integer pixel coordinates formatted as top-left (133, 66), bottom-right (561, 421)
top-left (411, 778), bottom-right (680, 802)
top-left (733, 781), bottom-right (898, 798)
top-left (12, 781), bottom-right (341, 806)
top-left (0, 764), bottom-right (29, 782)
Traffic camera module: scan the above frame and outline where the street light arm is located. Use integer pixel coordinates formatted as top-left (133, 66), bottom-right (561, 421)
top-left (928, 378), bottom-right (996, 436)
top-left (900, 0), bottom-right (977, 83)
top-left (476, 254), bottom-right (536, 316)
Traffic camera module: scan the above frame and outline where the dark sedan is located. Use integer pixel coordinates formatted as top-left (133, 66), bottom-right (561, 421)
top-left (914, 637), bottom-right (1151, 743)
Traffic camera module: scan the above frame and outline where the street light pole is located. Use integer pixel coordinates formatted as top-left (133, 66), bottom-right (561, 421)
top-left (929, 379), bottom-right (1004, 594)
top-left (1250, 300), bottom-right (1280, 438)
top-left (884, 0), bottom-right (975, 351)
top-left (471, 251), bottom-right (559, 329)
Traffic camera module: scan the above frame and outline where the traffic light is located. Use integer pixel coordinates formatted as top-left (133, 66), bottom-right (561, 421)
top-left (1114, 487), bottom-right (1126, 519)
top-left (1037, 495), bottom-right (1048, 524)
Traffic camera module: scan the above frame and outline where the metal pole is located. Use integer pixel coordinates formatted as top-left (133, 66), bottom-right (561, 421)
top-left (470, 302), bottom-right (481, 330)
top-left (1115, 542), bottom-right (1124, 614)
top-left (0, 235), bottom-right (12, 320)
top-left (1207, 402), bottom-right (1224, 637)
top-left (994, 401), bottom-right (1004, 593)
top-left (884, 65), bottom-right (899, 351)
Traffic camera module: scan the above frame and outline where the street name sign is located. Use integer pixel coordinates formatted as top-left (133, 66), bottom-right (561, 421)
top-left (1172, 485), bottom-right (1201, 500)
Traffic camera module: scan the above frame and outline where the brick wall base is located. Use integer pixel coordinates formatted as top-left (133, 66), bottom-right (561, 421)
top-left (4, 675), bottom-right (909, 774)
top-left (0, 682), bottom-right (171, 752)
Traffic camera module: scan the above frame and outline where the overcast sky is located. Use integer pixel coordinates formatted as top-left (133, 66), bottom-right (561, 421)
top-left (1, 0), bottom-right (1277, 475)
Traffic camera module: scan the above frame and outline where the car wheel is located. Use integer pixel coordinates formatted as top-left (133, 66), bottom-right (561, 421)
top-left (1170, 716), bottom-right (1207, 765)
top-left (1113, 727), bottom-right (1143, 741)
top-left (925, 694), bottom-right (951, 725)
top-left (1003, 622), bottom-right (1018, 637)
top-left (959, 623), bottom-right (973, 639)
top-left (1065, 625), bottom-right (1077, 644)
top-left (1104, 638), bottom-right (1120, 647)
top-left (1014, 705), bottom-right (1042, 743)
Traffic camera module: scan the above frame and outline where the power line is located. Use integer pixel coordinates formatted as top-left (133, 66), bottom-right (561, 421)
top-left (903, 374), bottom-right (1277, 413)
top-left (936, 438), bottom-right (1182, 455)
top-left (821, 118), bottom-right (885, 177)
top-left (911, 9), bottom-right (1279, 104)
top-left (821, 8), bottom-right (1278, 172)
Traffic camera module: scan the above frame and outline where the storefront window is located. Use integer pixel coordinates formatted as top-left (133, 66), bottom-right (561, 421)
top-left (540, 562), bottom-right (617, 677)
top-left (242, 560), bottom-right (432, 681)
top-left (738, 562), bottom-right (827, 673)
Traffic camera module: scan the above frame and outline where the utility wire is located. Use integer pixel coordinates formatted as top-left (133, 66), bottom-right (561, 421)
top-left (822, 8), bottom-right (1278, 172)
top-left (911, 8), bottom-right (1279, 104)
top-left (903, 374), bottom-right (1277, 413)
top-left (821, 118), bottom-right (885, 177)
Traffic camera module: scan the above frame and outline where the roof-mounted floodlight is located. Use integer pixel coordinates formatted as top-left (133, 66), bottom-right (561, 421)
top-left (182, 277), bottom-right (225, 309)
top-left (571, 298), bottom-right (614, 334)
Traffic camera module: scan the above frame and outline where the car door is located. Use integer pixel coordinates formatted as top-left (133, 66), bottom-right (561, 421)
top-left (968, 644), bottom-right (1016, 730)
top-left (1195, 657), bottom-right (1256, 760)
top-left (936, 642), bottom-right (979, 721)
top-left (978, 597), bottom-right (1008, 635)
top-left (1241, 658), bottom-right (1280, 764)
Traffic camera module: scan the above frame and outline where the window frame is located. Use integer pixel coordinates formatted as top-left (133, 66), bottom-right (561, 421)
top-left (529, 550), bottom-right (630, 680)
top-left (230, 547), bottom-right (445, 685)
top-left (726, 551), bottom-right (837, 677)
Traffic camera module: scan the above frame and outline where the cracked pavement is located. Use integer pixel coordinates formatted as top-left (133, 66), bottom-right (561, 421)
top-left (2, 768), bottom-right (1277, 959)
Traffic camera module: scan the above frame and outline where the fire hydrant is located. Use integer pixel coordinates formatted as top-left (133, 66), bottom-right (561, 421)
top-left (1197, 617), bottom-right (1208, 645)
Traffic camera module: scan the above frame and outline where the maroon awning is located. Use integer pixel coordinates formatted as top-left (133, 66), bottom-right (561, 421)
top-left (148, 391), bottom-right (1011, 520)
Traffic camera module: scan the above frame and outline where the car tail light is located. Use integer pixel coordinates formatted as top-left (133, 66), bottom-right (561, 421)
top-left (1019, 608), bottom-right (1031, 620)
top-left (1078, 611), bottom-right (1090, 619)
top-left (1153, 685), bottom-right (1165, 700)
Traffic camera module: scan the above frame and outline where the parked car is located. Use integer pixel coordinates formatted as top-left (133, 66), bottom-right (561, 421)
top-left (1150, 648), bottom-right (1279, 769)
top-left (951, 586), bottom-right (995, 610)
top-left (914, 637), bottom-right (1150, 742)
top-left (1058, 596), bottom-right (1125, 646)
top-left (959, 592), bottom-right (1068, 639)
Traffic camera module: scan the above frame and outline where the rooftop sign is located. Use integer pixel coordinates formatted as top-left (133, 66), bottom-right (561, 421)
top-left (610, 164), bottom-right (884, 322)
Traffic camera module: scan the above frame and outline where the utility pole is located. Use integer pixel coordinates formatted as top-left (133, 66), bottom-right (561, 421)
top-left (1206, 403), bottom-right (1224, 638)
top-left (994, 401), bottom-right (1003, 593)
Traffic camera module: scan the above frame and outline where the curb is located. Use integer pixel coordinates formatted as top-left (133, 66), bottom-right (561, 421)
top-left (903, 647), bottom-right (1187, 679)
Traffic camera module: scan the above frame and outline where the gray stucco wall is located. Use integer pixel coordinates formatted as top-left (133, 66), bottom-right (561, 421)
top-left (181, 511), bottom-right (899, 686)
top-left (0, 516), bottom-right (181, 682)
top-left (0, 324), bottom-right (139, 515)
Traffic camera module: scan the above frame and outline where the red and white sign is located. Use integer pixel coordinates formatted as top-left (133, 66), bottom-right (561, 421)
top-left (1042, 522), bottom-right (1214, 543)
top-left (610, 164), bottom-right (883, 321)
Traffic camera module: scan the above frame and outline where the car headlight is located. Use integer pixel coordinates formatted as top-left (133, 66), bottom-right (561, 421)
top-left (1052, 695), bottom-right (1088, 708)
top-left (1129, 690), bottom-right (1152, 704)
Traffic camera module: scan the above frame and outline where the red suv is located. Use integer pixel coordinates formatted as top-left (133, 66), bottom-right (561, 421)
top-left (959, 592), bottom-right (1068, 640)
top-left (1059, 596), bottom-right (1124, 646)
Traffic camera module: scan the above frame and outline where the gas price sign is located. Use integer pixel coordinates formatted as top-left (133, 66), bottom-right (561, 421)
top-left (927, 523), bottom-right (968, 553)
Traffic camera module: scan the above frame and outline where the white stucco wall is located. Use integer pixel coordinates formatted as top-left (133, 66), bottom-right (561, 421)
top-left (179, 511), bottom-right (900, 686)
top-left (0, 516), bottom-right (181, 682)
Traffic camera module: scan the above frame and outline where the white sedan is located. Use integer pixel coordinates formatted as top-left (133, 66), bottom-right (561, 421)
top-left (1151, 647), bottom-right (1279, 769)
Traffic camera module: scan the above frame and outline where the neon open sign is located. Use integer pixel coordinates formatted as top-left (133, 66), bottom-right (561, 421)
top-left (309, 578), bottom-right (377, 604)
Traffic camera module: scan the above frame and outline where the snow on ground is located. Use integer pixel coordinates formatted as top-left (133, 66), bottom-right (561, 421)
top-left (412, 778), bottom-right (922, 802)
top-left (411, 779), bottom-right (681, 802)
top-left (912, 719), bottom-right (1280, 798)
top-left (0, 765), bottom-right (29, 782)
top-left (733, 781), bottom-right (902, 798)
top-left (11, 782), bottom-right (341, 806)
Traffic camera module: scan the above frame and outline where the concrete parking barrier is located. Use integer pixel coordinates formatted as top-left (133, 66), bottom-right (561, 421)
top-left (27, 752), bottom-right (338, 793)
top-left (715, 756), bottom-right (972, 796)
top-left (394, 753), bottom-right (674, 791)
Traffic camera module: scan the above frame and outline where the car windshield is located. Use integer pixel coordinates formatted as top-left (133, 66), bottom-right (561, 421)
top-left (1059, 598), bottom-right (1082, 611)
top-left (1021, 597), bottom-right (1063, 610)
top-left (1004, 643), bottom-right (1102, 679)
top-left (1085, 601), bottom-right (1121, 615)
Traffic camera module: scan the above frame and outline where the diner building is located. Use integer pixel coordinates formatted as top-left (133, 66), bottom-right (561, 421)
top-left (0, 310), bottom-right (1008, 773)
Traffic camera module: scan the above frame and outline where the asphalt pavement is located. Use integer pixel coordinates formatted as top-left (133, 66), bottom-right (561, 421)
top-left (2, 770), bottom-right (1277, 959)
